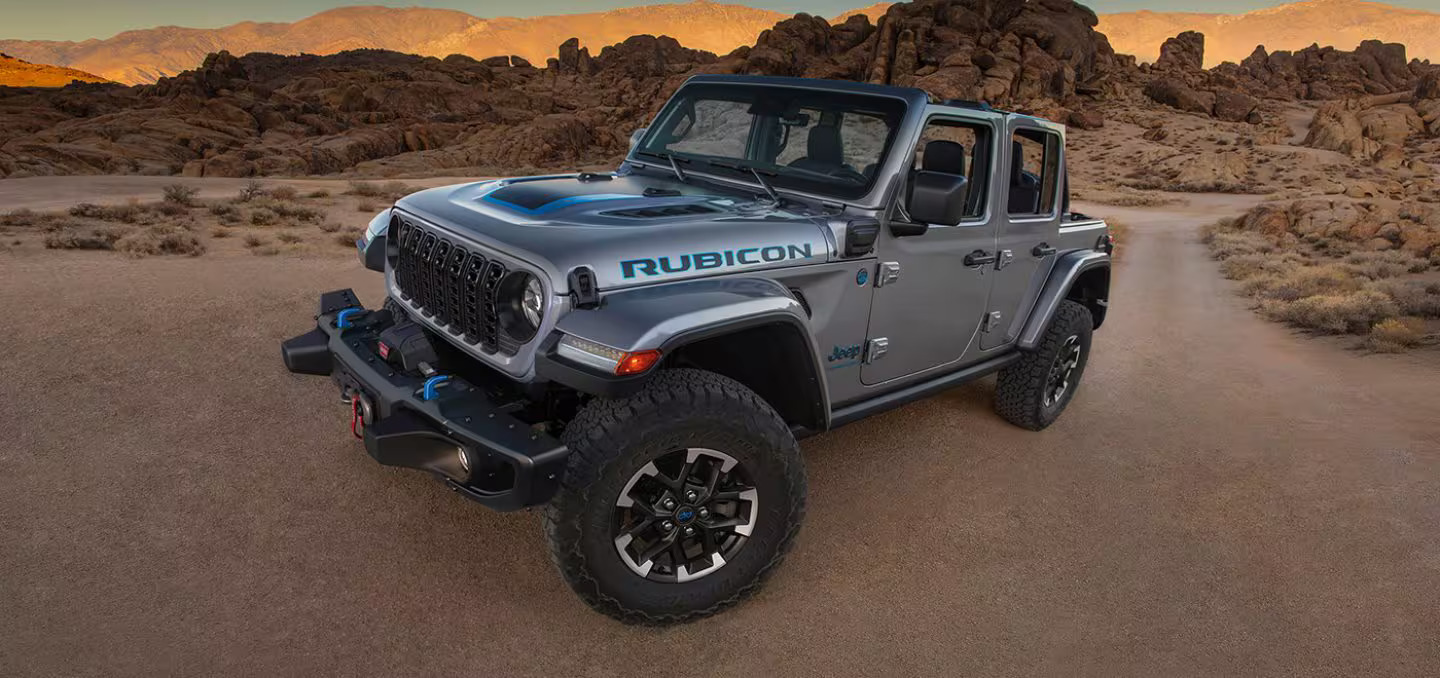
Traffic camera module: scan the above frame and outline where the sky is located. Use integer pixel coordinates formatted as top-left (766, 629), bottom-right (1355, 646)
top-left (3, 0), bottom-right (1440, 42)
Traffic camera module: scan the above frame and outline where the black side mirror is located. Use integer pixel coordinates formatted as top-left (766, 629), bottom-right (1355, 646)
top-left (905, 171), bottom-right (969, 227)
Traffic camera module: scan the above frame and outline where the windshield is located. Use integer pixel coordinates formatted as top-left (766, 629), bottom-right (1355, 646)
top-left (635, 83), bottom-right (908, 200)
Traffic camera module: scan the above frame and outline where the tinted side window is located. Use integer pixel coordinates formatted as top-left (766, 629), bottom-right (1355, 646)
top-left (913, 119), bottom-right (990, 220)
top-left (1007, 129), bottom-right (1060, 216)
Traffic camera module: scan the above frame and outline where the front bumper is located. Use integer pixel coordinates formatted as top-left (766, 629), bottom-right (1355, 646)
top-left (281, 289), bottom-right (568, 511)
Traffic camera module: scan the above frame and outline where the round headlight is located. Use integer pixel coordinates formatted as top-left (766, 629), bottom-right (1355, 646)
top-left (497, 272), bottom-right (544, 341)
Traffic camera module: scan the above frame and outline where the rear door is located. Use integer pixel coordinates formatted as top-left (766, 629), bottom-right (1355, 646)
top-left (861, 114), bottom-right (999, 385)
top-left (981, 119), bottom-right (1064, 350)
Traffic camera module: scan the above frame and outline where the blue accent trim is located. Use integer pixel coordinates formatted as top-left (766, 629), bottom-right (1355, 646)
top-left (481, 192), bottom-right (640, 215)
top-left (856, 269), bottom-right (869, 286)
top-left (421, 375), bottom-right (452, 401)
top-left (335, 308), bottom-right (364, 329)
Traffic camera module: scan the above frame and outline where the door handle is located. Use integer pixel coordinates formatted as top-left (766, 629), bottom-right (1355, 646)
top-left (964, 249), bottom-right (997, 267)
top-left (1032, 243), bottom-right (1057, 257)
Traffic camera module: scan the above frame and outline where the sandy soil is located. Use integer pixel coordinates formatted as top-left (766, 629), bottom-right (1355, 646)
top-left (2, 190), bottom-right (1439, 677)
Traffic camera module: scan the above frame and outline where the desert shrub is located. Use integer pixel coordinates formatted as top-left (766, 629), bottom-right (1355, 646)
top-left (1247, 264), bottom-right (1361, 302)
top-left (269, 185), bottom-right (298, 201)
top-left (252, 244), bottom-right (282, 256)
top-left (347, 180), bottom-right (384, 197)
top-left (1343, 250), bottom-right (1429, 279)
top-left (1207, 230), bottom-right (1275, 260)
top-left (250, 208), bottom-right (278, 226)
top-left (1260, 289), bottom-right (1399, 334)
top-left (271, 203), bottom-right (321, 222)
top-left (1366, 317), bottom-right (1427, 352)
top-left (162, 183), bottom-right (199, 205)
top-left (209, 203), bottom-right (237, 217)
top-left (43, 225), bottom-right (122, 250)
top-left (334, 228), bottom-right (362, 247)
top-left (307, 189), bottom-right (331, 199)
top-left (347, 180), bottom-right (411, 200)
top-left (1370, 279), bottom-right (1440, 317)
top-left (242, 234), bottom-right (268, 248)
top-left (212, 227), bottom-right (233, 238)
top-left (276, 231), bottom-right (303, 244)
top-left (356, 201), bottom-right (377, 213)
top-left (115, 225), bottom-right (205, 258)
top-left (381, 181), bottom-right (412, 199)
top-left (319, 221), bottom-right (343, 233)
top-left (1, 208), bottom-right (36, 226)
top-left (236, 179), bottom-right (267, 203)
top-left (155, 201), bottom-right (188, 217)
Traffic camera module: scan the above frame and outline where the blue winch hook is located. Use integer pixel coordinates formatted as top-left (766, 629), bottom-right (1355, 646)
top-left (335, 307), bottom-right (364, 329)
top-left (421, 375), bottom-right (452, 401)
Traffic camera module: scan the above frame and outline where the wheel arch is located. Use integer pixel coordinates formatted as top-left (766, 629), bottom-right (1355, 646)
top-left (545, 276), bottom-right (830, 433)
top-left (1016, 250), bottom-right (1109, 351)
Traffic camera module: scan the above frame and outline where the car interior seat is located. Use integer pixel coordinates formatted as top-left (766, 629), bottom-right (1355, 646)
top-left (1007, 140), bottom-right (1042, 214)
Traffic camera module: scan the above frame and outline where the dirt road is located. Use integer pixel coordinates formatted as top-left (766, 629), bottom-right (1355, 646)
top-left (3, 195), bottom-right (1438, 677)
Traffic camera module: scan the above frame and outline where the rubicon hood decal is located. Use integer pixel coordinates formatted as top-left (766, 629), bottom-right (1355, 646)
top-left (621, 244), bottom-right (816, 279)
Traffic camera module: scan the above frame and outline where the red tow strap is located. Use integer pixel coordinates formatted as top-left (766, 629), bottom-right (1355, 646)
top-left (350, 398), bottom-right (364, 439)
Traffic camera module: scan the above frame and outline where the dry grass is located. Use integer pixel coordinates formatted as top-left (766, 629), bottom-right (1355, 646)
top-left (250, 208), bottom-right (277, 227)
top-left (333, 228), bottom-right (362, 247)
top-left (43, 224), bottom-right (123, 250)
top-left (115, 224), bottom-right (205, 258)
top-left (269, 185), bottom-right (299, 201)
top-left (1259, 290), bottom-right (1399, 334)
top-left (1367, 317), bottom-right (1427, 353)
top-left (242, 234), bottom-right (268, 248)
top-left (162, 184), bottom-right (198, 206)
top-left (276, 231), bottom-right (304, 244)
top-left (347, 180), bottom-right (412, 201)
top-left (1205, 215), bottom-right (1438, 349)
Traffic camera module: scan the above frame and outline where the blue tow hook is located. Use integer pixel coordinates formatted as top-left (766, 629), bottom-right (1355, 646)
top-left (421, 375), bottom-right (452, 401)
top-left (335, 307), bottom-right (364, 329)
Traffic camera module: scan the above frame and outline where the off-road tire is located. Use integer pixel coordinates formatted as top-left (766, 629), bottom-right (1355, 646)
top-left (543, 368), bottom-right (806, 625)
top-left (994, 300), bottom-right (1093, 431)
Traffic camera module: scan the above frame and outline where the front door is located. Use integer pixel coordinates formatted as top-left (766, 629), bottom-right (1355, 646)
top-left (861, 114), bottom-right (999, 385)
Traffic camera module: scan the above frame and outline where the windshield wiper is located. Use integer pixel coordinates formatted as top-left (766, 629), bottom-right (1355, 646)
top-left (636, 150), bottom-right (690, 184)
top-left (709, 160), bottom-right (781, 204)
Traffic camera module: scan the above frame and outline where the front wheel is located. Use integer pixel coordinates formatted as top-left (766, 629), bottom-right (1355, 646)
top-left (543, 369), bottom-right (806, 624)
top-left (993, 299), bottom-right (1094, 431)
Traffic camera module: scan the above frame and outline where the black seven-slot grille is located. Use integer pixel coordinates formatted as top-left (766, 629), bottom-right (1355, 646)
top-left (392, 217), bottom-right (517, 355)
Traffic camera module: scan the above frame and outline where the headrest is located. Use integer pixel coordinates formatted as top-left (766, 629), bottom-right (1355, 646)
top-left (806, 125), bottom-right (844, 164)
top-left (1012, 140), bottom-right (1026, 181)
top-left (922, 140), bottom-right (966, 174)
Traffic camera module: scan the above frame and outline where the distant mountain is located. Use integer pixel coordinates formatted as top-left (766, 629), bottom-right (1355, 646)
top-left (5, 0), bottom-right (1440, 86)
top-left (0, 52), bottom-right (108, 87)
top-left (1097, 0), bottom-right (1440, 65)
top-left (0, 1), bottom-right (790, 85)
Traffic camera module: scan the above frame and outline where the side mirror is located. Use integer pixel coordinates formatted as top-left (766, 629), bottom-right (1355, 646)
top-left (629, 127), bottom-right (648, 149)
top-left (905, 171), bottom-right (969, 227)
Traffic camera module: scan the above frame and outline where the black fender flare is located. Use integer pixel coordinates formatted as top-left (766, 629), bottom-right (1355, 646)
top-left (1016, 250), bottom-right (1110, 351)
top-left (538, 277), bottom-right (830, 431)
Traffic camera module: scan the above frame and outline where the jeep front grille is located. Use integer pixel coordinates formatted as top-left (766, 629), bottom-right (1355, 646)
top-left (392, 218), bottom-right (515, 355)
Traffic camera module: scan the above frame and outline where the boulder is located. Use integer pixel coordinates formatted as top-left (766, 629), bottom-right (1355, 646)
top-left (1156, 32), bottom-right (1204, 72)
top-left (1144, 77), bottom-right (1214, 115)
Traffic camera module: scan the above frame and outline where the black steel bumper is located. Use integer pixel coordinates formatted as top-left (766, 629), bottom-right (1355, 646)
top-left (281, 289), bottom-right (568, 511)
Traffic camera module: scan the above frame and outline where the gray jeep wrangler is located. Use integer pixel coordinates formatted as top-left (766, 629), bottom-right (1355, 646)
top-left (282, 75), bottom-right (1112, 623)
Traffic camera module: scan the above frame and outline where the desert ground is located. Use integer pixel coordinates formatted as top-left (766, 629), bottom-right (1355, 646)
top-left (2, 177), bottom-right (1438, 676)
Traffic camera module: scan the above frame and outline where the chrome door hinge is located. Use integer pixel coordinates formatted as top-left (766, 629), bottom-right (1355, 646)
top-left (864, 337), bottom-right (889, 363)
top-left (995, 249), bottom-right (1015, 270)
top-left (982, 311), bottom-right (1002, 333)
top-left (875, 262), bottom-right (901, 287)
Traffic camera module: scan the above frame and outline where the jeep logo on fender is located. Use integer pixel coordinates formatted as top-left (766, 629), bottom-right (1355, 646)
top-left (620, 244), bottom-right (814, 279)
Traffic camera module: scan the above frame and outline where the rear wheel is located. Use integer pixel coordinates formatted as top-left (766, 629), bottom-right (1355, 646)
top-left (543, 369), bottom-right (806, 624)
top-left (994, 300), bottom-right (1093, 431)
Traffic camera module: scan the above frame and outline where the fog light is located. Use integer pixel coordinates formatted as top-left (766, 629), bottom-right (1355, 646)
top-left (558, 335), bottom-right (662, 376)
top-left (457, 447), bottom-right (471, 473)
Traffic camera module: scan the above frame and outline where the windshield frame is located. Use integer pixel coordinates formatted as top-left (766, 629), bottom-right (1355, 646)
top-left (630, 81), bottom-right (913, 203)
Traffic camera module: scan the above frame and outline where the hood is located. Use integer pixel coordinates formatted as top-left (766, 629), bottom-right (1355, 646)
top-left (394, 172), bottom-right (837, 292)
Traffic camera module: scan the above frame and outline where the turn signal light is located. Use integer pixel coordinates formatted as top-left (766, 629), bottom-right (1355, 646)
top-left (615, 350), bottom-right (662, 376)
